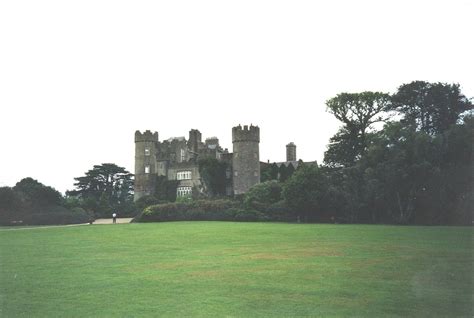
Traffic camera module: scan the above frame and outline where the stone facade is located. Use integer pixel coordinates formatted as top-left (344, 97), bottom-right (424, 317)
top-left (286, 142), bottom-right (296, 162)
top-left (232, 125), bottom-right (260, 195)
top-left (134, 125), bottom-right (261, 201)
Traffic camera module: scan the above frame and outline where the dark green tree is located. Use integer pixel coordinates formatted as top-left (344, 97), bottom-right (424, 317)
top-left (391, 81), bottom-right (473, 135)
top-left (244, 180), bottom-right (282, 210)
top-left (67, 163), bottom-right (134, 216)
top-left (14, 177), bottom-right (62, 207)
top-left (282, 164), bottom-right (330, 222)
top-left (279, 163), bottom-right (295, 182)
top-left (0, 187), bottom-right (22, 224)
top-left (324, 91), bottom-right (391, 167)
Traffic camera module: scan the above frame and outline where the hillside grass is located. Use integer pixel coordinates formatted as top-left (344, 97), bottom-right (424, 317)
top-left (0, 222), bottom-right (472, 317)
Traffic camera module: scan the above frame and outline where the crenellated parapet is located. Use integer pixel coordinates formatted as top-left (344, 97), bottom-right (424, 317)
top-left (232, 124), bottom-right (260, 143)
top-left (135, 130), bottom-right (159, 142)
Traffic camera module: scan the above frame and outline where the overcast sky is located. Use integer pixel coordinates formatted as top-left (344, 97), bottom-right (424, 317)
top-left (1, 0), bottom-right (473, 194)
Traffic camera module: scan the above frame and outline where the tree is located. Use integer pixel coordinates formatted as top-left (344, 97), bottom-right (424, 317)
top-left (244, 181), bottom-right (282, 210)
top-left (2, 179), bottom-right (91, 225)
top-left (391, 81), bottom-right (473, 135)
top-left (279, 163), bottom-right (295, 182)
top-left (0, 187), bottom-right (22, 224)
top-left (324, 127), bottom-right (361, 168)
top-left (282, 164), bottom-right (330, 222)
top-left (67, 163), bottom-right (133, 216)
top-left (13, 177), bottom-right (62, 207)
top-left (325, 91), bottom-right (391, 167)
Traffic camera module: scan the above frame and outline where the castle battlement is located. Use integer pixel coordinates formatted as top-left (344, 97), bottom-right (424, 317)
top-left (135, 130), bottom-right (159, 142)
top-left (232, 124), bottom-right (260, 143)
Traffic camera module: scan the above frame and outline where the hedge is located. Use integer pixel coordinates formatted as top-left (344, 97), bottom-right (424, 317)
top-left (134, 199), bottom-right (270, 222)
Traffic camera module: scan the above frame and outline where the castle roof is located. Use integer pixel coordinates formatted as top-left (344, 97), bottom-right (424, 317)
top-left (166, 136), bottom-right (186, 142)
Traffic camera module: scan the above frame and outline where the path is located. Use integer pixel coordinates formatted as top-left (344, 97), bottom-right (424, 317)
top-left (0, 218), bottom-right (133, 231)
top-left (93, 218), bottom-right (133, 224)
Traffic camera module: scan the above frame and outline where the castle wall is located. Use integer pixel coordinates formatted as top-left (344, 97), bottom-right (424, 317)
top-left (167, 162), bottom-right (202, 191)
top-left (232, 125), bottom-right (260, 195)
top-left (134, 130), bottom-right (159, 201)
top-left (134, 125), bottom-right (263, 200)
top-left (286, 142), bottom-right (297, 161)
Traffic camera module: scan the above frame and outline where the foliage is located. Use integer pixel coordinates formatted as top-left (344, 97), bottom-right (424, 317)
top-left (155, 176), bottom-right (178, 202)
top-left (20, 205), bottom-right (91, 225)
top-left (134, 195), bottom-right (165, 212)
top-left (14, 177), bottom-right (62, 207)
top-left (324, 127), bottom-right (360, 168)
top-left (324, 91), bottom-right (391, 167)
top-left (198, 158), bottom-right (228, 197)
top-left (135, 199), bottom-right (277, 222)
top-left (0, 178), bottom-right (92, 225)
top-left (243, 181), bottom-right (282, 210)
top-left (66, 163), bottom-right (134, 217)
top-left (282, 164), bottom-right (333, 222)
top-left (0, 187), bottom-right (23, 224)
top-left (137, 199), bottom-right (235, 222)
top-left (391, 81), bottom-right (473, 135)
top-left (318, 82), bottom-right (473, 225)
top-left (260, 163), bottom-right (296, 182)
top-left (260, 163), bottom-right (279, 182)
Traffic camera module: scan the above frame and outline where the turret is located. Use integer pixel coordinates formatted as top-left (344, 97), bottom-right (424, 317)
top-left (134, 130), bottom-right (158, 201)
top-left (188, 129), bottom-right (201, 155)
top-left (232, 125), bottom-right (260, 195)
top-left (286, 142), bottom-right (296, 161)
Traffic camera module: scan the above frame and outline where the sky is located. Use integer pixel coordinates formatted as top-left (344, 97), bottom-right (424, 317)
top-left (1, 0), bottom-right (473, 194)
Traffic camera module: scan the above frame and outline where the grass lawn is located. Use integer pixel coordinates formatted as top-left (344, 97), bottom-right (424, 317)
top-left (0, 222), bottom-right (472, 317)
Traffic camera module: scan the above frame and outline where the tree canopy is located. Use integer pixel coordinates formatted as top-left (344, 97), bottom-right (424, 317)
top-left (391, 81), bottom-right (473, 135)
top-left (66, 163), bottom-right (134, 216)
top-left (324, 91), bottom-right (391, 167)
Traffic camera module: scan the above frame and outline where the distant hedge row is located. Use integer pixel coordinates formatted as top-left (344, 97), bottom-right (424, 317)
top-left (134, 199), bottom-right (291, 223)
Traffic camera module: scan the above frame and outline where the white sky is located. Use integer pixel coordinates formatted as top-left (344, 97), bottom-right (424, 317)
top-left (1, 0), bottom-right (473, 194)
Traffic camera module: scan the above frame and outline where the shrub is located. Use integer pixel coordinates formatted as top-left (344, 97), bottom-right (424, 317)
top-left (134, 195), bottom-right (166, 212)
top-left (134, 198), bottom-right (295, 223)
top-left (136, 199), bottom-right (240, 222)
top-left (265, 200), bottom-right (292, 221)
top-left (244, 181), bottom-right (283, 211)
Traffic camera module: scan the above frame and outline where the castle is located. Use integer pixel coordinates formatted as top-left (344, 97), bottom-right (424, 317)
top-left (134, 124), bottom-right (298, 201)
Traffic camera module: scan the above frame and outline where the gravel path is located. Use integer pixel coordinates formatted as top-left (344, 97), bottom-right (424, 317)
top-left (93, 218), bottom-right (133, 224)
top-left (0, 218), bottom-right (133, 231)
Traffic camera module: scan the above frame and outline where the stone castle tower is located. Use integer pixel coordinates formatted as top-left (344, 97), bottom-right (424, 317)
top-left (232, 124), bottom-right (260, 195)
top-left (134, 130), bottom-right (158, 201)
top-left (286, 142), bottom-right (296, 161)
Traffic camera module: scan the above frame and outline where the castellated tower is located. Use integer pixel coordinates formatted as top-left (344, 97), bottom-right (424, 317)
top-left (134, 130), bottom-right (158, 201)
top-left (286, 142), bottom-right (296, 161)
top-left (232, 124), bottom-right (260, 195)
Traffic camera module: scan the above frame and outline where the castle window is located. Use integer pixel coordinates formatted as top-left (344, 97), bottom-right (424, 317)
top-left (145, 148), bottom-right (150, 156)
top-left (180, 149), bottom-right (186, 162)
top-left (177, 171), bottom-right (192, 180)
top-left (145, 165), bottom-right (150, 174)
top-left (177, 186), bottom-right (192, 197)
top-left (234, 171), bottom-right (238, 177)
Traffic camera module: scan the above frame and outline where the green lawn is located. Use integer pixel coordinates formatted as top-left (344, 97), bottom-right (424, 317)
top-left (0, 222), bottom-right (472, 317)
